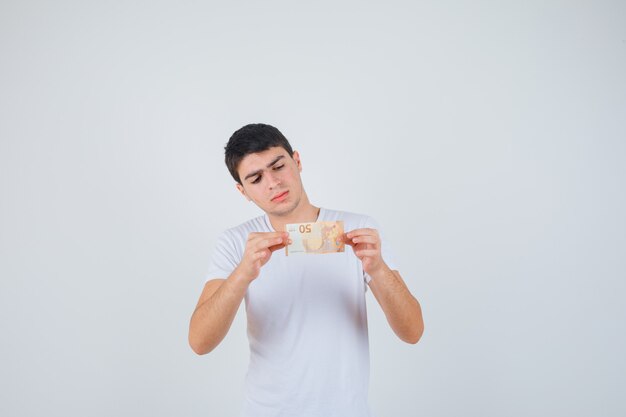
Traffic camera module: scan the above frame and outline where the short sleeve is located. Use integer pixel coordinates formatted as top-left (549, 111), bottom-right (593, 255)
top-left (361, 216), bottom-right (400, 284)
top-left (203, 230), bottom-right (240, 286)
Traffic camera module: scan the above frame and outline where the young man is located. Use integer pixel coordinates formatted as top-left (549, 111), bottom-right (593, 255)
top-left (189, 123), bottom-right (424, 417)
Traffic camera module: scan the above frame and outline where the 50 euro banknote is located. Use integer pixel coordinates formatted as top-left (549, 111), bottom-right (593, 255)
top-left (285, 221), bottom-right (345, 255)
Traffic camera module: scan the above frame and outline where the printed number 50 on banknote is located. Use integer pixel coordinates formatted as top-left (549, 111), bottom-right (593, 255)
top-left (285, 221), bottom-right (345, 255)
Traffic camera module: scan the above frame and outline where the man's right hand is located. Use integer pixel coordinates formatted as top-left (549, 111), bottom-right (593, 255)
top-left (235, 231), bottom-right (289, 283)
top-left (189, 231), bottom-right (288, 355)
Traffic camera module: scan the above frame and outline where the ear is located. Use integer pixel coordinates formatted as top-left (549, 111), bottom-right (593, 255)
top-left (236, 183), bottom-right (251, 201)
top-left (292, 150), bottom-right (302, 172)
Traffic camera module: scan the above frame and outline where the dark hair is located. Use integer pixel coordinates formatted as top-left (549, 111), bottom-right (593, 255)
top-left (225, 123), bottom-right (294, 184)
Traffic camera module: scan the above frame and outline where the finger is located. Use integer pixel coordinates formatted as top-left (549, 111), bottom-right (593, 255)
top-left (345, 228), bottom-right (378, 239)
top-left (254, 248), bottom-right (271, 261)
top-left (350, 235), bottom-right (379, 245)
top-left (268, 242), bottom-right (288, 252)
top-left (249, 231), bottom-right (289, 241)
top-left (355, 249), bottom-right (379, 258)
top-left (264, 231), bottom-right (290, 240)
top-left (255, 236), bottom-right (286, 250)
top-left (341, 233), bottom-right (356, 248)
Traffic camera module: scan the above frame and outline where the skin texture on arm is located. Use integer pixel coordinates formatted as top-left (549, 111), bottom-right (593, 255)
top-left (188, 231), bottom-right (288, 355)
top-left (345, 228), bottom-right (424, 344)
top-left (188, 274), bottom-right (246, 355)
top-left (367, 267), bottom-right (424, 344)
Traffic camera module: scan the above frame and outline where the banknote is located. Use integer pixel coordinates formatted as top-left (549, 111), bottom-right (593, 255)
top-left (285, 221), bottom-right (345, 255)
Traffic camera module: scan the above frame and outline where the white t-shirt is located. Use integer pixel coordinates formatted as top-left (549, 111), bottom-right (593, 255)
top-left (204, 208), bottom-right (398, 417)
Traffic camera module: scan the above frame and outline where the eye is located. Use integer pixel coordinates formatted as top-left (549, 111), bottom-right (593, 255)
top-left (274, 164), bottom-right (285, 170)
top-left (251, 176), bottom-right (261, 184)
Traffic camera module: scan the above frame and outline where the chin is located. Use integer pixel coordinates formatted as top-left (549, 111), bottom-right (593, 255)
top-left (272, 206), bottom-right (296, 216)
top-left (271, 197), bottom-right (301, 217)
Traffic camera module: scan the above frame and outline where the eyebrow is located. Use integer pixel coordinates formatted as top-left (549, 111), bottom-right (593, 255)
top-left (243, 155), bottom-right (286, 181)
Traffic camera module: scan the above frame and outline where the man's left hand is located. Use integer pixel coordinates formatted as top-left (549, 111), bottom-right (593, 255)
top-left (344, 228), bottom-right (386, 275)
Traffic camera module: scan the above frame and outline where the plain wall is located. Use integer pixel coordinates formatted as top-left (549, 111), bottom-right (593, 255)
top-left (1, 1), bottom-right (625, 416)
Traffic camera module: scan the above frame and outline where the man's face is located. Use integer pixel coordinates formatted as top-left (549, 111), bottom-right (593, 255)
top-left (235, 146), bottom-right (304, 217)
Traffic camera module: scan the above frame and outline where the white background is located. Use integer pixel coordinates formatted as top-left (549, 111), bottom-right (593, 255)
top-left (1, 1), bottom-right (625, 416)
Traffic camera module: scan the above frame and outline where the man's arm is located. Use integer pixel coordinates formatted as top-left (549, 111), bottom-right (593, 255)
top-left (345, 228), bottom-right (424, 344)
top-left (367, 266), bottom-right (424, 344)
top-left (188, 231), bottom-right (288, 355)
top-left (188, 272), bottom-right (248, 355)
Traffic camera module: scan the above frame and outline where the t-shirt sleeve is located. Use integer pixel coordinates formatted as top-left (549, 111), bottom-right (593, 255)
top-left (203, 229), bottom-right (241, 286)
top-left (361, 216), bottom-right (400, 284)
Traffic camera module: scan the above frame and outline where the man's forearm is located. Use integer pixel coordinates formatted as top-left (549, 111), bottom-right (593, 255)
top-left (189, 269), bottom-right (250, 355)
top-left (368, 264), bottom-right (424, 344)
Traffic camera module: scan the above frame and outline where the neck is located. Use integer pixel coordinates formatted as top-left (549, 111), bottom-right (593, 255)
top-left (267, 196), bottom-right (320, 231)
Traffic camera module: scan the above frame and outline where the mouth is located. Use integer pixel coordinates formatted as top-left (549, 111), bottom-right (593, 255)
top-left (271, 190), bottom-right (289, 202)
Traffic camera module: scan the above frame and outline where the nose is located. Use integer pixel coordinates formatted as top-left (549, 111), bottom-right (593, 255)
top-left (267, 171), bottom-right (281, 189)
